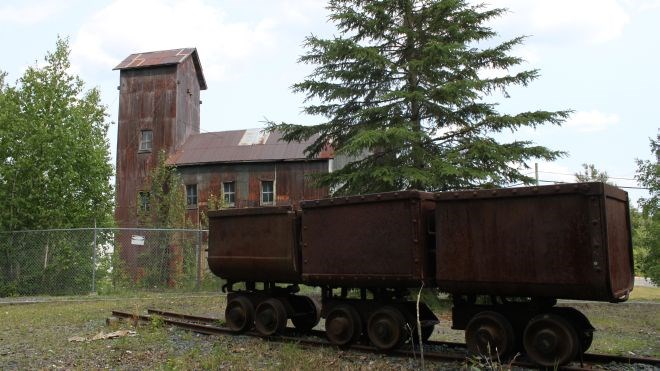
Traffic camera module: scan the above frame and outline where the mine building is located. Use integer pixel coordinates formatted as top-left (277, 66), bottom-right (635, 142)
top-left (113, 48), bottom-right (337, 228)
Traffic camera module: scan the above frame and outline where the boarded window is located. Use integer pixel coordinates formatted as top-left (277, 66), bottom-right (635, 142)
top-left (223, 182), bottom-right (235, 207)
top-left (139, 130), bottom-right (153, 152)
top-left (261, 180), bottom-right (274, 206)
top-left (186, 184), bottom-right (197, 207)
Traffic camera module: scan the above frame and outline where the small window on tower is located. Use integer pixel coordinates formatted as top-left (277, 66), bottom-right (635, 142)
top-left (139, 130), bottom-right (153, 152)
top-left (186, 184), bottom-right (198, 208)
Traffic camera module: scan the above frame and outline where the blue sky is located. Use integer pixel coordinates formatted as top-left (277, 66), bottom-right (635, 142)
top-left (1, 0), bottom-right (657, 205)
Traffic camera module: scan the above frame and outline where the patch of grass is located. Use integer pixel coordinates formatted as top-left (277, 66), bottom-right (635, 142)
top-left (0, 293), bottom-right (657, 369)
top-left (568, 301), bottom-right (659, 357)
top-left (629, 286), bottom-right (660, 302)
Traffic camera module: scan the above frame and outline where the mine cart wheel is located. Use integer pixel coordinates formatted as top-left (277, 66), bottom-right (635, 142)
top-left (290, 296), bottom-right (321, 331)
top-left (225, 296), bottom-right (255, 332)
top-left (255, 298), bottom-right (288, 336)
top-left (550, 307), bottom-right (594, 354)
top-left (465, 311), bottom-right (515, 358)
top-left (367, 306), bottom-right (406, 351)
top-left (325, 304), bottom-right (362, 346)
top-left (523, 313), bottom-right (579, 367)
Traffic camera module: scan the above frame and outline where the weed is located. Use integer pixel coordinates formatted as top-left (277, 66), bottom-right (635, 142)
top-left (150, 315), bottom-right (165, 329)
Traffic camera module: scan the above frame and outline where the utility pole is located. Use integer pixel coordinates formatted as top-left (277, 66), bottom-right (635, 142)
top-left (535, 163), bottom-right (539, 186)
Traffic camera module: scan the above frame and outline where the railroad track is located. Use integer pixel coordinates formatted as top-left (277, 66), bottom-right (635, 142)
top-left (109, 309), bottom-right (659, 370)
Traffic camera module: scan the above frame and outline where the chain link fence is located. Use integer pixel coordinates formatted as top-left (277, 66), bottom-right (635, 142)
top-left (0, 228), bottom-right (221, 297)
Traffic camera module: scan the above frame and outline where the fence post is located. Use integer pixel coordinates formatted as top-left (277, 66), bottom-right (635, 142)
top-left (92, 221), bottom-right (98, 294)
top-left (195, 228), bottom-right (201, 290)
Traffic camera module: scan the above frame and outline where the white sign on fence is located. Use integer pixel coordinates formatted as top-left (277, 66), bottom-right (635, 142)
top-left (131, 235), bottom-right (145, 246)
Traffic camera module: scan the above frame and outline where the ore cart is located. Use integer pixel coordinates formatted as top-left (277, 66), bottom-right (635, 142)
top-left (207, 207), bottom-right (320, 335)
top-left (434, 182), bottom-right (634, 366)
top-left (299, 191), bottom-right (439, 349)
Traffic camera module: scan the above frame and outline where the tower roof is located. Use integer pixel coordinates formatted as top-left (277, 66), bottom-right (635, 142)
top-left (114, 47), bottom-right (207, 90)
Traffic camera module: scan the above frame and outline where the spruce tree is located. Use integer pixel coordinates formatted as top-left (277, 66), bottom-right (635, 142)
top-left (269, 0), bottom-right (569, 195)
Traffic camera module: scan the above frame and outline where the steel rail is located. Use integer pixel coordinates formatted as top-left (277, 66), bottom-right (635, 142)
top-left (111, 309), bottom-right (660, 369)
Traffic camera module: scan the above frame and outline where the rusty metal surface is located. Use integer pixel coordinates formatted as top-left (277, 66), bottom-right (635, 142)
top-left (114, 48), bottom-right (207, 90)
top-left (300, 191), bottom-right (435, 287)
top-left (207, 207), bottom-right (302, 283)
top-left (434, 182), bottom-right (633, 301)
top-left (178, 161), bottom-right (329, 225)
top-left (115, 65), bottom-right (179, 228)
top-left (167, 130), bottom-right (333, 166)
top-left (604, 195), bottom-right (634, 299)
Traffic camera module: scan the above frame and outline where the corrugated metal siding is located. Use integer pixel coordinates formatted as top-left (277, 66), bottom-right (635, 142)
top-left (179, 161), bottom-right (330, 225)
top-left (175, 56), bottom-right (201, 152)
top-left (115, 59), bottom-right (204, 228)
top-left (115, 66), bottom-right (179, 227)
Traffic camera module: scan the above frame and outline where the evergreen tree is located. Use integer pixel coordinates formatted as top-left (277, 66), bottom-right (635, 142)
top-left (269, 0), bottom-right (568, 195)
top-left (0, 37), bottom-right (113, 229)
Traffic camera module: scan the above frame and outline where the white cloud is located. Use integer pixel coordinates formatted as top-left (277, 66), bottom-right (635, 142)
top-left (626, 0), bottom-right (660, 11)
top-left (485, 0), bottom-right (630, 45)
top-left (70, 0), bottom-right (326, 82)
top-left (565, 110), bottom-right (620, 133)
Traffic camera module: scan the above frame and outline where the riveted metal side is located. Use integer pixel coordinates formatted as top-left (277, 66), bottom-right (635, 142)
top-left (207, 207), bottom-right (302, 283)
top-left (300, 191), bottom-right (435, 287)
top-left (435, 182), bottom-right (633, 302)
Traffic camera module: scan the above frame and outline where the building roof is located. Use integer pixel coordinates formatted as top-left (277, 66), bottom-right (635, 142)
top-left (167, 129), bottom-right (334, 166)
top-left (113, 48), bottom-right (207, 90)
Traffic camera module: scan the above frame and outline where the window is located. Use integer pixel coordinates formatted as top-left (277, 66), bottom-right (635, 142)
top-left (186, 184), bottom-right (197, 208)
top-left (138, 191), bottom-right (150, 213)
top-left (261, 180), bottom-right (274, 205)
top-left (223, 182), bottom-right (235, 207)
top-left (139, 130), bottom-right (153, 152)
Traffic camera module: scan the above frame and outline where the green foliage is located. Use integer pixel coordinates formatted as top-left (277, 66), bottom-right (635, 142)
top-left (0, 37), bottom-right (113, 230)
top-left (630, 209), bottom-right (653, 276)
top-left (634, 133), bottom-right (659, 284)
top-left (138, 151), bottom-right (189, 229)
top-left (269, 0), bottom-right (568, 195)
top-left (132, 152), bottom-right (197, 289)
top-left (574, 163), bottom-right (610, 183)
top-left (0, 37), bottom-right (113, 296)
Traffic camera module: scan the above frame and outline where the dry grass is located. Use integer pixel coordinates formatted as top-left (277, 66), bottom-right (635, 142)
top-left (0, 289), bottom-right (657, 369)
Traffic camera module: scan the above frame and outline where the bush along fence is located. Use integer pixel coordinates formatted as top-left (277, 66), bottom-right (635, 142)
top-left (0, 228), bottom-right (221, 297)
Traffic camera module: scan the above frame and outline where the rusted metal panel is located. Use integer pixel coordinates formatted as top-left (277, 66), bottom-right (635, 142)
top-left (603, 188), bottom-right (634, 299)
top-left (300, 191), bottom-right (435, 287)
top-left (167, 130), bottom-right (333, 166)
top-left (115, 53), bottom-right (205, 230)
top-left (115, 66), bottom-right (179, 228)
top-left (207, 207), bottom-right (302, 282)
top-left (114, 48), bottom-right (207, 90)
top-left (178, 161), bottom-right (330, 213)
top-left (176, 56), bottom-right (201, 149)
top-left (434, 182), bottom-right (633, 301)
